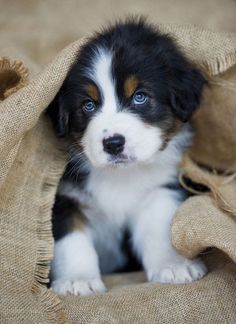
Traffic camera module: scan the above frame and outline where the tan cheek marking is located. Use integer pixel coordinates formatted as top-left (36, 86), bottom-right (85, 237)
top-left (160, 119), bottom-right (183, 151)
top-left (85, 84), bottom-right (99, 101)
top-left (124, 76), bottom-right (138, 98)
top-left (144, 123), bottom-right (152, 129)
top-left (72, 209), bottom-right (87, 231)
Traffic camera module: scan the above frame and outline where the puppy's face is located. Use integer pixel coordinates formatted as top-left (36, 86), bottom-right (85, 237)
top-left (49, 19), bottom-right (206, 168)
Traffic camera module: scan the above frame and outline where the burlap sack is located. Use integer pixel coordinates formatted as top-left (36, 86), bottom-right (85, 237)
top-left (0, 25), bottom-right (236, 324)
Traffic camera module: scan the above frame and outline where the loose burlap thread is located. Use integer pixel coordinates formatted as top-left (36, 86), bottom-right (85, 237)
top-left (0, 25), bottom-right (236, 324)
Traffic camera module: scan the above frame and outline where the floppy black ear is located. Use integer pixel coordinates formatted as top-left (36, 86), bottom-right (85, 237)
top-left (169, 66), bottom-right (206, 122)
top-left (47, 92), bottom-right (69, 137)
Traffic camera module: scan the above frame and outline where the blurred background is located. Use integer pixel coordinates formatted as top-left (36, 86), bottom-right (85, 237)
top-left (1, 0), bottom-right (236, 69)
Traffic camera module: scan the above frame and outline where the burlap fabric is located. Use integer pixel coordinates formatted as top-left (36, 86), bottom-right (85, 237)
top-left (0, 25), bottom-right (236, 323)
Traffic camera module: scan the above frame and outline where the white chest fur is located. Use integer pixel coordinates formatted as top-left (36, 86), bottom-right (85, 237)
top-left (61, 129), bottom-right (187, 227)
top-left (86, 158), bottom-right (177, 222)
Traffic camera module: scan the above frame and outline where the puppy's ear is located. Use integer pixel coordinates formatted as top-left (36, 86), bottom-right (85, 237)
top-left (47, 92), bottom-right (69, 137)
top-left (169, 64), bottom-right (206, 122)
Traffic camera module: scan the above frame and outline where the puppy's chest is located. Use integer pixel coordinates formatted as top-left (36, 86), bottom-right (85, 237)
top-left (82, 164), bottom-right (177, 221)
top-left (87, 172), bottom-right (143, 216)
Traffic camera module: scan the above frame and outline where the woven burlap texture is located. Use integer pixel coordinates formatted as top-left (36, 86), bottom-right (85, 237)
top-left (0, 25), bottom-right (236, 324)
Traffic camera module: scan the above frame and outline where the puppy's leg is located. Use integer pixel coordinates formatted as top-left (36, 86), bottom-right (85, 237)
top-left (51, 230), bottom-right (106, 296)
top-left (131, 188), bottom-right (207, 284)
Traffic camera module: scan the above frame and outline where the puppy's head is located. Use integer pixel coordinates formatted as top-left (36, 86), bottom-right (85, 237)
top-left (49, 18), bottom-right (206, 168)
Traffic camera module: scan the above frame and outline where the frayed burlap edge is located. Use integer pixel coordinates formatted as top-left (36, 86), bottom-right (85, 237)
top-left (0, 58), bottom-right (66, 322)
top-left (31, 146), bottom-right (68, 324)
top-left (158, 23), bottom-right (236, 76)
top-left (0, 57), bottom-right (29, 100)
top-left (202, 52), bottom-right (236, 76)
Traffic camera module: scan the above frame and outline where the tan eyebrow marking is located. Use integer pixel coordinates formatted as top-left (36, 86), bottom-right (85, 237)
top-left (124, 76), bottom-right (138, 98)
top-left (85, 84), bottom-right (99, 101)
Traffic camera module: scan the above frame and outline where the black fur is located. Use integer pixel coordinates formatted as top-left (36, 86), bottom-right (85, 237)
top-left (52, 195), bottom-right (79, 240)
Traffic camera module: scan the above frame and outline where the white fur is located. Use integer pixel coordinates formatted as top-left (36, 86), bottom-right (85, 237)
top-left (51, 231), bottom-right (106, 295)
top-left (131, 187), bottom-right (207, 283)
top-left (90, 48), bottom-right (118, 115)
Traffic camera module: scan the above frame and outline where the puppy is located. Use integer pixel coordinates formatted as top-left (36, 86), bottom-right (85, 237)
top-left (48, 18), bottom-right (207, 296)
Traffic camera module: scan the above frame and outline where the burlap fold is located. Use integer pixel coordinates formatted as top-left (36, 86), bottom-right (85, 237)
top-left (0, 25), bottom-right (236, 324)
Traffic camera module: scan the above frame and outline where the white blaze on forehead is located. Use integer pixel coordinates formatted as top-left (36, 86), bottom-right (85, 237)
top-left (90, 47), bottom-right (117, 114)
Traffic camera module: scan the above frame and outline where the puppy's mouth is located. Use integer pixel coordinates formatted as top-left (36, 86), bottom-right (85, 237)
top-left (107, 153), bottom-right (136, 166)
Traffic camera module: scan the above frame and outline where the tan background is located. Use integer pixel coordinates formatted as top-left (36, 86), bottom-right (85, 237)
top-left (1, 0), bottom-right (236, 69)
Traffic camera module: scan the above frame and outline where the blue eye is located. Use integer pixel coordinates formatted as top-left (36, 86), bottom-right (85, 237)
top-left (83, 100), bottom-right (96, 112)
top-left (133, 91), bottom-right (148, 105)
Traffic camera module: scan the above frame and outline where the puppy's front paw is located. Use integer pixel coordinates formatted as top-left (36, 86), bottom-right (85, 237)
top-left (51, 278), bottom-right (107, 296)
top-left (147, 258), bottom-right (207, 284)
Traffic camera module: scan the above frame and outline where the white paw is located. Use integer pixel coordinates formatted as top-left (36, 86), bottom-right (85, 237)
top-left (147, 258), bottom-right (207, 284)
top-left (51, 278), bottom-right (107, 296)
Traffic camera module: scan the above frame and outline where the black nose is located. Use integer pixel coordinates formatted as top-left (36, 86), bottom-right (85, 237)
top-left (103, 134), bottom-right (125, 155)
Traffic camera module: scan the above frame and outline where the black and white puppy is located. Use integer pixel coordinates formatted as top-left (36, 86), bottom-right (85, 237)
top-left (48, 18), bottom-right (207, 296)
